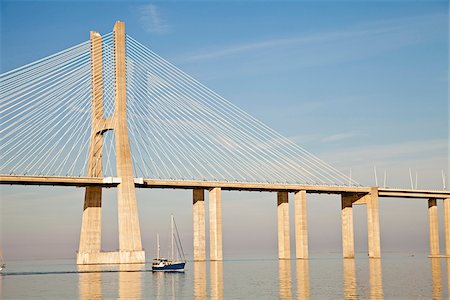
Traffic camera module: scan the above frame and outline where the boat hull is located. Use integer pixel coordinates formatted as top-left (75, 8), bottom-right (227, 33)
top-left (152, 262), bottom-right (185, 272)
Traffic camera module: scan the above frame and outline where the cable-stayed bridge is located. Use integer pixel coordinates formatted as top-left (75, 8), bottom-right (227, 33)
top-left (1, 21), bottom-right (449, 264)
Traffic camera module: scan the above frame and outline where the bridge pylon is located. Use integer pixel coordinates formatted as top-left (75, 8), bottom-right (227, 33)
top-left (77, 21), bottom-right (145, 265)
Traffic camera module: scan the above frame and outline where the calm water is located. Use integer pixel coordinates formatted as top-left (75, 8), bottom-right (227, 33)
top-left (1, 254), bottom-right (448, 299)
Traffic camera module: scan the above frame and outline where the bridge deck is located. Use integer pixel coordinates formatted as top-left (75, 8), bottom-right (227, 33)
top-left (0, 175), bottom-right (448, 199)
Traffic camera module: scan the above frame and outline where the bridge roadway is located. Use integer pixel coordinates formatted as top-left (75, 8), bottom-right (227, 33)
top-left (1, 175), bottom-right (449, 199)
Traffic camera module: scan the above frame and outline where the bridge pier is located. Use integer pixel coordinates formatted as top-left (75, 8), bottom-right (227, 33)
top-left (77, 22), bottom-right (144, 265)
top-left (78, 187), bottom-right (102, 260)
top-left (277, 191), bottom-right (291, 259)
top-left (425, 197), bottom-right (450, 258)
top-left (77, 251), bottom-right (145, 265)
top-left (367, 188), bottom-right (381, 258)
top-left (77, 31), bottom-right (106, 264)
top-left (209, 187), bottom-right (223, 261)
top-left (193, 189), bottom-right (206, 261)
top-left (114, 22), bottom-right (144, 256)
top-left (341, 194), bottom-right (355, 258)
top-left (340, 188), bottom-right (381, 259)
top-left (445, 198), bottom-right (450, 257)
top-left (428, 198), bottom-right (440, 257)
top-left (295, 190), bottom-right (308, 259)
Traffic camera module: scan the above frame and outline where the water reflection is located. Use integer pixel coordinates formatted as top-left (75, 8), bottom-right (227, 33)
top-left (194, 261), bottom-right (207, 299)
top-left (5, 256), bottom-right (446, 298)
top-left (152, 271), bottom-right (163, 298)
top-left (78, 265), bottom-right (103, 300)
top-left (118, 264), bottom-right (144, 299)
top-left (78, 264), bottom-right (144, 299)
top-left (430, 258), bottom-right (441, 299)
top-left (369, 259), bottom-right (383, 300)
top-left (342, 258), bottom-right (383, 300)
top-left (296, 259), bottom-right (310, 300)
top-left (343, 259), bottom-right (357, 300)
top-left (447, 258), bottom-right (450, 298)
top-left (152, 268), bottom-right (186, 299)
top-left (278, 260), bottom-right (292, 299)
top-left (210, 261), bottom-right (223, 300)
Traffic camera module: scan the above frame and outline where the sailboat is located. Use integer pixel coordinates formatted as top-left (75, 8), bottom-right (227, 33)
top-left (0, 252), bottom-right (5, 272)
top-left (152, 214), bottom-right (186, 272)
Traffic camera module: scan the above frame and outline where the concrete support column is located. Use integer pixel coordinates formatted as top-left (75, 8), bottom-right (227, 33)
top-left (367, 187), bottom-right (381, 258)
top-left (78, 187), bottom-right (102, 254)
top-left (277, 191), bottom-right (290, 259)
top-left (428, 198), bottom-right (440, 257)
top-left (294, 190), bottom-right (308, 259)
top-left (193, 189), bottom-right (206, 261)
top-left (209, 187), bottom-right (223, 261)
top-left (78, 31), bottom-right (104, 262)
top-left (444, 198), bottom-right (450, 257)
top-left (114, 22), bottom-right (143, 255)
top-left (341, 195), bottom-right (354, 258)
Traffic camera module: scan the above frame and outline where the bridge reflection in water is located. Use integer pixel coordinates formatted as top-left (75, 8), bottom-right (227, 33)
top-left (74, 258), bottom-right (450, 299)
top-left (193, 261), bottom-right (207, 299)
top-left (78, 265), bottom-right (103, 300)
top-left (192, 261), bottom-right (223, 300)
top-left (431, 258), bottom-right (442, 299)
top-left (119, 264), bottom-right (144, 299)
top-left (210, 261), bottom-right (224, 300)
top-left (447, 258), bottom-right (450, 299)
top-left (343, 259), bottom-right (357, 299)
top-left (369, 259), bottom-right (383, 299)
top-left (343, 259), bottom-right (383, 299)
top-left (279, 260), bottom-right (292, 299)
top-left (296, 259), bottom-right (310, 299)
top-left (78, 264), bottom-right (145, 300)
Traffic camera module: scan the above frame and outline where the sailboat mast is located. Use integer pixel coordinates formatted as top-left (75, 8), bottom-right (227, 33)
top-left (157, 233), bottom-right (160, 259)
top-left (171, 214), bottom-right (174, 260)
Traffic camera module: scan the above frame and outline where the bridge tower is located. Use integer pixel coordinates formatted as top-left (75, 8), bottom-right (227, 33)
top-left (77, 21), bottom-right (145, 264)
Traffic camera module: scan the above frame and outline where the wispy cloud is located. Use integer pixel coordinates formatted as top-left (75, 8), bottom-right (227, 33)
top-left (322, 132), bottom-right (359, 143)
top-left (182, 13), bottom-right (444, 63)
top-left (287, 130), bottom-right (360, 146)
top-left (185, 27), bottom-right (393, 62)
top-left (138, 4), bottom-right (169, 35)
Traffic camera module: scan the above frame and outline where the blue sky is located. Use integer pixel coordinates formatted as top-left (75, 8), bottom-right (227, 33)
top-left (1, 1), bottom-right (449, 260)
